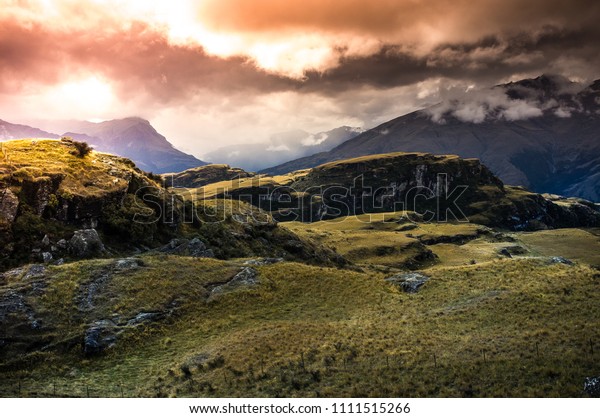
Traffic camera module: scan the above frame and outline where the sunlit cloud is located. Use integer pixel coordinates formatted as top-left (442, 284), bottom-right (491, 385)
top-left (0, 0), bottom-right (598, 158)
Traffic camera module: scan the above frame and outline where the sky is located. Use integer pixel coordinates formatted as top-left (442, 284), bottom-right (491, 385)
top-left (1, 0), bottom-right (599, 158)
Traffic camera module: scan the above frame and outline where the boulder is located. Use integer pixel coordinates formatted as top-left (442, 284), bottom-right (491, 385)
top-left (126, 312), bottom-right (165, 326)
top-left (211, 267), bottom-right (260, 296)
top-left (158, 237), bottom-right (214, 258)
top-left (41, 252), bottom-right (53, 264)
top-left (584, 376), bottom-right (600, 397)
top-left (114, 258), bottom-right (141, 271)
top-left (550, 256), bottom-right (574, 265)
top-left (23, 264), bottom-right (46, 280)
top-left (188, 238), bottom-right (214, 257)
top-left (498, 245), bottom-right (528, 258)
top-left (386, 272), bottom-right (430, 293)
top-left (69, 229), bottom-right (105, 258)
top-left (41, 235), bottom-right (51, 247)
top-left (228, 267), bottom-right (260, 287)
top-left (83, 320), bottom-right (117, 356)
top-left (0, 188), bottom-right (19, 223)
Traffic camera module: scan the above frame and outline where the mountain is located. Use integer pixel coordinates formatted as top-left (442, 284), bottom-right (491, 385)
top-left (203, 126), bottom-right (363, 171)
top-left (58, 117), bottom-right (207, 173)
top-left (0, 119), bottom-right (59, 140)
top-left (2, 117), bottom-right (207, 174)
top-left (262, 75), bottom-right (600, 202)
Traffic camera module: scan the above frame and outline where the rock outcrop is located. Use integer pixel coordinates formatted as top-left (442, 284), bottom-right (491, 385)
top-left (385, 272), bottom-right (430, 293)
top-left (69, 229), bottom-right (105, 258)
top-left (211, 152), bottom-right (600, 230)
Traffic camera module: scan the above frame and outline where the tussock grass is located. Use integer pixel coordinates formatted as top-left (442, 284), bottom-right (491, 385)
top-left (2, 255), bottom-right (598, 397)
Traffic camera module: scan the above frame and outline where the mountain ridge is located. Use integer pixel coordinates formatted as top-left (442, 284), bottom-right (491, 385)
top-left (1, 117), bottom-right (207, 174)
top-left (261, 75), bottom-right (600, 202)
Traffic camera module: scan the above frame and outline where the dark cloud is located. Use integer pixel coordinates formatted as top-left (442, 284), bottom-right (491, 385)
top-left (301, 26), bottom-right (600, 95)
top-left (1, 2), bottom-right (599, 102)
top-left (198, 0), bottom-right (600, 42)
top-left (0, 20), bottom-right (296, 102)
top-left (0, 0), bottom-right (598, 156)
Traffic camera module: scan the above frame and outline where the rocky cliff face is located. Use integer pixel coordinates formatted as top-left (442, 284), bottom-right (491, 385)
top-left (0, 139), bottom-right (346, 271)
top-left (211, 152), bottom-right (600, 229)
top-left (262, 76), bottom-right (600, 202)
top-left (0, 139), bottom-right (174, 269)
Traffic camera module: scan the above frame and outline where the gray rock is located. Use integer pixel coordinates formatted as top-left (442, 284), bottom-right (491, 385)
top-left (188, 238), bottom-right (206, 256)
top-left (159, 237), bottom-right (214, 258)
top-left (41, 235), bottom-right (51, 247)
top-left (56, 239), bottom-right (68, 250)
top-left (83, 320), bottom-right (117, 356)
top-left (550, 256), bottom-right (574, 265)
top-left (229, 267), bottom-right (260, 287)
top-left (54, 258), bottom-right (65, 266)
top-left (211, 267), bottom-right (260, 296)
top-left (69, 229), bottom-right (105, 258)
top-left (385, 272), bottom-right (430, 293)
top-left (41, 252), bottom-right (53, 263)
top-left (114, 258), bottom-right (141, 271)
top-left (23, 264), bottom-right (46, 280)
top-left (0, 267), bottom-right (24, 283)
top-left (77, 270), bottom-right (111, 312)
top-left (0, 188), bottom-right (19, 223)
top-left (584, 376), bottom-right (600, 397)
top-left (243, 258), bottom-right (284, 266)
top-left (499, 245), bottom-right (528, 258)
top-left (126, 312), bottom-right (165, 326)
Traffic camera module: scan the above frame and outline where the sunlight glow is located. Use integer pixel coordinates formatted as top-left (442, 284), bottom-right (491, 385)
top-left (51, 77), bottom-right (114, 117)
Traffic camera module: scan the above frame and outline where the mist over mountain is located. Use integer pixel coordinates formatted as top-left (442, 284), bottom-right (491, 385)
top-left (263, 75), bottom-right (600, 202)
top-left (203, 126), bottom-right (363, 171)
top-left (2, 117), bottom-right (206, 174)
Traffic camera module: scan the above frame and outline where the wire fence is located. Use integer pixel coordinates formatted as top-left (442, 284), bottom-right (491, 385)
top-left (0, 380), bottom-right (135, 398)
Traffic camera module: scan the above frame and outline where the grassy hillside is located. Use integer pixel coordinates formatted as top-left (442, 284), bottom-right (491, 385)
top-left (1, 141), bottom-right (599, 398)
top-left (1, 252), bottom-right (598, 397)
top-left (177, 152), bottom-right (600, 230)
top-left (162, 164), bottom-right (255, 189)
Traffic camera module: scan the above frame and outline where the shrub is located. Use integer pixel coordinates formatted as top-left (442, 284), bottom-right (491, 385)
top-left (73, 141), bottom-right (93, 158)
top-left (69, 140), bottom-right (93, 158)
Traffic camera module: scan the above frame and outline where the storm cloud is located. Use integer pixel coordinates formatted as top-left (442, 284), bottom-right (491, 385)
top-left (0, 0), bottom-right (598, 157)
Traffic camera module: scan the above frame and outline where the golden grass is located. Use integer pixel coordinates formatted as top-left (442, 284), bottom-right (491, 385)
top-left (0, 139), bottom-right (145, 198)
top-left (519, 228), bottom-right (600, 266)
top-left (3, 255), bottom-right (598, 398)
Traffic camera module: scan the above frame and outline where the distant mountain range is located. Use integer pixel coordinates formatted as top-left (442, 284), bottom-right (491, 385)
top-left (263, 75), bottom-right (600, 202)
top-left (0, 117), bottom-right (206, 173)
top-left (203, 126), bottom-right (363, 172)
